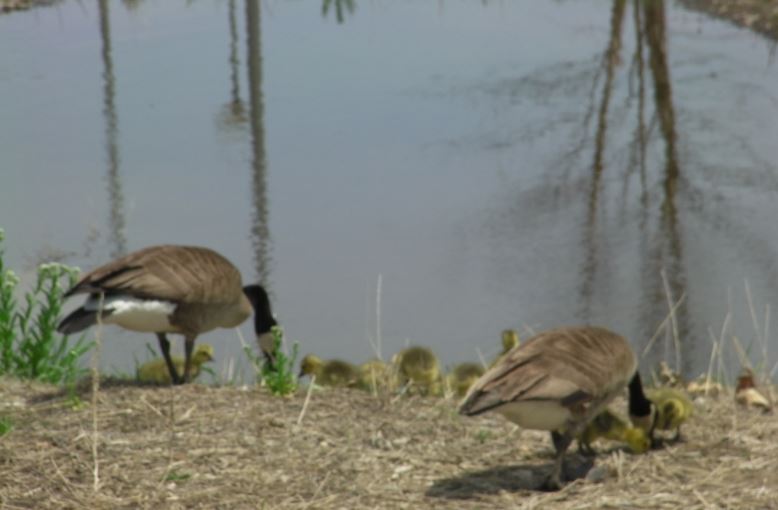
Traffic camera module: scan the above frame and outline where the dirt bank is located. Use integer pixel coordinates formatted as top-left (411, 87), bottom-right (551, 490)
top-left (0, 377), bottom-right (776, 509)
top-left (679, 0), bottom-right (778, 40)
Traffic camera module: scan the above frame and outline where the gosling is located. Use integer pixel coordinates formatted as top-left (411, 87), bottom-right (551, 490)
top-left (578, 408), bottom-right (650, 455)
top-left (393, 346), bottom-right (442, 396)
top-left (646, 387), bottom-right (694, 443)
top-left (137, 343), bottom-right (214, 385)
top-left (447, 362), bottom-right (485, 398)
top-left (299, 354), bottom-right (359, 388)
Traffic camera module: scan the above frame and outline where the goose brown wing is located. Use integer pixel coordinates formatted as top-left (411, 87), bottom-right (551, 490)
top-left (65, 245), bottom-right (243, 304)
top-left (459, 326), bottom-right (636, 416)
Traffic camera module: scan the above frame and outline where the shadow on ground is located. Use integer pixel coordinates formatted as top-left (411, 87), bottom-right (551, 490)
top-left (426, 455), bottom-right (594, 498)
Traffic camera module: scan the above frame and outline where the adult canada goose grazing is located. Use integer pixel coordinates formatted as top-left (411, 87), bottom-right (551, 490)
top-left (459, 326), bottom-right (654, 490)
top-left (137, 343), bottom-right (215, 385)
top-left (57, 245), bottom-right (277, 384)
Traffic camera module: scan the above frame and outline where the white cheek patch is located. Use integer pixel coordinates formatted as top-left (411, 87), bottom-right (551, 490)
top-left (84, 295), bottom-right (177, 333)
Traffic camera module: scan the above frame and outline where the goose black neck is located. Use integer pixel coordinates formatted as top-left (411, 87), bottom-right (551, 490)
top-left (243, 284), bottom-right (277, 334)
top-left (628, 372), bottom-right (652, 417)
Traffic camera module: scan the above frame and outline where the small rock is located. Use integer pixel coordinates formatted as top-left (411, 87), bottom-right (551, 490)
top-left (585, 465), bottom-right (609, 483)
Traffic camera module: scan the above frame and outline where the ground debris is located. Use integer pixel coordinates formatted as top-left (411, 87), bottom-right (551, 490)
top-left (0, 378), bottom-right (777, 509)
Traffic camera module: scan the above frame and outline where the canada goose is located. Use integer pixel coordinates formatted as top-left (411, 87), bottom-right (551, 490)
top-left (501, 329), bottom-right (520, 353)
top-left (447, 362), bottom-right (485, 398)
top-left (299, 354), bottom-right (359, 387)
top-left (358, 358), bottom-right (391, 393)
top-left (393, 346), bottom-right (442, 396)
top-left (489, 329), bottom-right (520, 367)
top-left (577, 408), bottom-right (650, 455)
top-left (458, 325), bottom-right (654, 490)
top-left (137, 343), bottom-right (214, 384)
top-left (57, 245), bottom-right (277, 384)
top-left (735, 369), bottom-right (772, 413)
top-left (646, 387), bottom-right (694, 442)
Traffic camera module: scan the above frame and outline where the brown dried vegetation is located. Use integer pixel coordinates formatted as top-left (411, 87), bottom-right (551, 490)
top-left (1, 377), bottom-right (777, 509)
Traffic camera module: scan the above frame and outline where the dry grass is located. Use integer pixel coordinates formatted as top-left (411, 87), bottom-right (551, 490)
top-left (0, 377), bottom-right (776, 509)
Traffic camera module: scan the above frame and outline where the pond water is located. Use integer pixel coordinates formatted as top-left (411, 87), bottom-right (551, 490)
top-left (2, 0), bottom-right (778, 383)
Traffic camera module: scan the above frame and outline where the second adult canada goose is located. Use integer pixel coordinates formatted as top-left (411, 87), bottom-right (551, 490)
top-left (57, 245), bottom-right (277, 384)
top-left (459, 325), bottom-right (654, 490)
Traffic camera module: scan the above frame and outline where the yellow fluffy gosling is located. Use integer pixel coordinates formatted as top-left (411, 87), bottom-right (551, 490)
top-left (393, 346), bottom-right (442, 396)
top-left (646, 387), bottom-right (694, 442)
top-left (501, 329), bottom-right (520, 353)
top-left (358, 358), bottom-right (391, 393)
top-left (447, 362), bottom-right (485, 398)
top-left (577, 408), bottom-right (650, 455)
top-left (137, 343), bottom-right (214, 384)
top-left (299, 354), bottom-right (359, 387)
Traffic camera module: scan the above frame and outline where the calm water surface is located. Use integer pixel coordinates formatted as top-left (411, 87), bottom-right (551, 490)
top-left (2, 0), bottom-right (778, 382)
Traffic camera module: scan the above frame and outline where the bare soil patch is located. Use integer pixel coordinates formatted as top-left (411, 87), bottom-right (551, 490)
top-left (1, 377), bottom-right (777, 509)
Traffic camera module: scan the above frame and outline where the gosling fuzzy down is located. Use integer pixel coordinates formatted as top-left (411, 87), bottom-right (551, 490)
top-left (446, 362), bottom-right (485, 398)
top-left (646, 387), bottom-right (694, 443)
top-left (299, 354), bottom-right (360, 388)
top-left (393, 346), bottom-right (442, 396)
top-left (459, 326), bottom-right (654, 490)
top-left (358, 358), bottom-right (391, 393)
top-left (577, 408), bottom-right (650, 455)
top-left (137, 344), bottom-right (214, 385)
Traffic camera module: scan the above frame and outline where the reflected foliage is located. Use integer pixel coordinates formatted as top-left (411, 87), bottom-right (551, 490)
top-left (98, 0), bottom-right (128, 258)
top-left (246, 0), bottom-right (273, 290)
top-left (217, 0), bottom-right (249, 133)
top-left (322, 0), bottom-right (356, 24)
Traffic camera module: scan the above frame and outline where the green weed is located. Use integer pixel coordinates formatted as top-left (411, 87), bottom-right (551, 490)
top-left (0, 228), bottom-right (93, 386)
top-left (164, 470), bottom-right (191, 482)
top-left (0, 415), bottom-right (12, 437)
top-left (475, 429), bottom-right (493, 444)
top-left (244, 325), bottom-right (299, 395)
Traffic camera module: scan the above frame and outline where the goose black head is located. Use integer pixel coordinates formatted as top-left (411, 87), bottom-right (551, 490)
top-left (243, 284), bottom-right (278, 369)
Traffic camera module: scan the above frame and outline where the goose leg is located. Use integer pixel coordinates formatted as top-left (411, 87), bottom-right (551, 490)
top-left (546, 431), bottom-right (573, 490)
top-left (157, 333), bottom-right (181, 385)
top-left (181, 335), bottom-right (196, 384)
